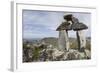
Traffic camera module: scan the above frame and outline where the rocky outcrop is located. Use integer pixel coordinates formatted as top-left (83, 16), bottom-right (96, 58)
top-left (23, 38), bottom-right (91, 62)
top-left (37, 47), bottom-right (91, 62)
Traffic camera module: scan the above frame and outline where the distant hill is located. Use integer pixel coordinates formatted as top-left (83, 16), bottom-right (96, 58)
top-left (41, 37), bottom-right (58, 48)
top-left (40, 37), bottom-right (91, 50)
top-left (23, 37), bottom-right (91, 50)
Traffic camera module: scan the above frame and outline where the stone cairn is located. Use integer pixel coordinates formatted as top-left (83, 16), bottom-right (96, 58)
top-left (56, 14), bottom-right (88, 52)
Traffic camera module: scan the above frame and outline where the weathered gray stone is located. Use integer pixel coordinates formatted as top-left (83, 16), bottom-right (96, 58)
top-left (56, 14), bottom-right (88, 55)
top-left (56, 22), bottom-right (72, 31)
top-left (76, 30), bottom-right (86, 52)
top-left (58, 30), bottom-right (69, 51)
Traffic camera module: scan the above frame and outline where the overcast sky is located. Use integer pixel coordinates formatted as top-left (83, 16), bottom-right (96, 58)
top-left (23, 10), bottom-right (91, 39)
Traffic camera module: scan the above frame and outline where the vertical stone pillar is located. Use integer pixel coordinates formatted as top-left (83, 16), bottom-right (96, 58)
top-left (58, 30), bottom-right (69, 51)
top-left (76, 30), bottom-right (86, 52)
top-left (65, 30), bottom-right (69, 51)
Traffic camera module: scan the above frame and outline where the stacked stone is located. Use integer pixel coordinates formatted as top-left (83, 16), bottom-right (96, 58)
top-left (56, 14), bottom-right (88, 52)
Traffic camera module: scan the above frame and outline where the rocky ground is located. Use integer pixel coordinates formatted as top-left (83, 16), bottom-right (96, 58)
top-left (23, 42), bottom-right (91, 62)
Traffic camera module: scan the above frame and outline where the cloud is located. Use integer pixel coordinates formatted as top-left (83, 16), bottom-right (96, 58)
top-left (23, 10), bottom-right (91, 39)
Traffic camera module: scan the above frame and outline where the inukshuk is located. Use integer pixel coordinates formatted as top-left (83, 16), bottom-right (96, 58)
top-left (56, 14), bottom-right (88, 52)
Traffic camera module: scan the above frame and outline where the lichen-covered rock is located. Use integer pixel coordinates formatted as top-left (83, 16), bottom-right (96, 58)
top-left (23, 42), bottom-right (91, 62)
top-left (44, 48), bottom-right (91, 61)
top-left (63, 49), bottom-right (91, 60)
